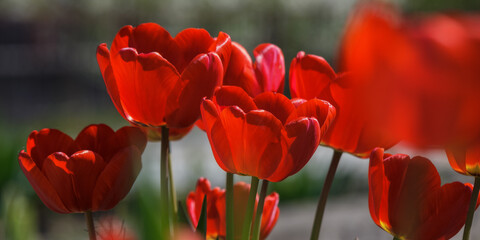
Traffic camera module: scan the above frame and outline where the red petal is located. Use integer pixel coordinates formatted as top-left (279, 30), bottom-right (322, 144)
top-left (213, 86), bottom-right (257, 112)
top-left (166, 52), bottom-right (223, 128)
top-left (174, 28), bottom-right (215, 73)
top-left (223, 42), bottom-right (260, 96)
top-left (268, 117), bottom-right (320, 182)
top-left (104, 126), bottom-right (147, 161)
top-left (92, 146), bottom-right (142, 211)
top-left (27, 129), bottom-right (75, 168)
top-left (42, 152), bottom-right (78, 212)
top-left (289, 99), bottom-right (336, 138)
top-left (67, 151), bottom-right (107, 211)
top-left (18, 151), bottom-right (69, 213)
top-left (209, 32), bottom-right (232, 73)
top-left (111, 48), bottom-right (180, 126)
top-left (368, 148), bottom-right (388, 228)
top-left (97, 44), bottom-right (126, 119)
top-left (253, 43), bottom-right (285, 94)
top-left (260, 192), bottom-right (280, 239)
top-left (73, 124), bottom-right (115, 157)
top-left (254, 92), bottom-right (295, 125)
top-left (289, 51), bottom-right (335, 99)
top-left (186, 178), bottom-right (211, 228)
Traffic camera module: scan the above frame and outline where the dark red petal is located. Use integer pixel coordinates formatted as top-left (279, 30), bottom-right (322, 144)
top-left (213, 86), bottom-right (257, 112)
top-left (268, 117), bottom-right (320, 182)
top-left (42, 152), bottom-right (78, 212)
top-left (253, 43), bottom-right (285, 94)
top-left (210, 32), bottom-right (232, 73)
top-left (104, 126), bottom-right (147, 161)
top-left (110, 25), bottom-right (134, 56)
top-left (223, 42), bottom-right (260, 96)
top-left (73, 124), bottom-right (115, 156)
top-left (260, 192), bottom-right (280, 239)
top-left (97, 44), bottom-right (126, 119)
top-left (27, 129), bottom-right (75, 168)
top-left (92, 146), bottom-right (142, 211)
top-left (253, 92), bottom-right (295, 125)
top-left (174, 28), bottom-right (215, 73)
top-left (67, 150), bottom-right (106, 211)
top-left (289, 51), bottom-right (335, 99)
top-left (186, 178), bottom-right (212, 228)
top-left (166, 52), bottom-right (223, 128)
top-left (111, 48), bottom-right (180, 127)
top-left (368, 148), bottom-right (388, 228)
top-left (18, 151), bottom-right (69, 213)
top-left (289, 99), bottom-right (336, 138)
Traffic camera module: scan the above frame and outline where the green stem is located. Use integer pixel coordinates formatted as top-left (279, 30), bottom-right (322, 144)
top-left (241, 176), bottom-right (260, 240)
top-left (310, 150), bottom-right (343, 240)
top-left (463, 176), bottom-right (480, 240)
top-left (252, 180), bottom-right (269, 240)
top-left (167, 140), bottom-right (178, 226)
top-left (226, 173), bottom-right (234, 240)
top-left (160, 126), bottom-right (171, 239)
top-left (85, 211), bottom-right (97, 240)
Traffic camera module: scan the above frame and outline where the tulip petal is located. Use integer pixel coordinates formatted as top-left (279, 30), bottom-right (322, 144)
top-left (92, 146), bottom-right (142, 211)
top-left (209, 32), bottom-right (232, 72)
top-left (97, 44), bottom-right (126, 119)
top-left (253, 43), bottom-right (285, 94)
top-left (254, 92), bottom-right (295, 125)
top-left (18, 151), bottom-right (69, 213)
top-left (27, 129), bottom-right (75, 169)
top-left (368, 148), bottom-right (389, 228)
top-left (186, 178), bottom-right (211, 228)
top-left (223, 42), bottom-right (260, 96)
top-left (67, 150), bottom-right (106, 211)
top-left (42, 152), bottom-right (78, 212)
top-left (260, 192), bottom-right (280, 240)
top-left (289, 51), bottom-right (335, 99)
top-left (166, 53), bottom-right (223, 128)
top-left (268, 117), bottom-right (320, 182)
top-left (214, 86), bottom-right (257, 112)
top-left (105, 126), bottom-right (147, 161)
top-left (111, 48), bottom-right (180, 126)
top-left (288, 98), bottom-right (336, 136)
top-left (73, 124), bottom-right (115, 157)
top-left (174, 28), bottom-right (215, 73)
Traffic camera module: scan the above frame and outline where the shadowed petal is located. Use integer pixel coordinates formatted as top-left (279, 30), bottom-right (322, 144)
top-left (254, 92), bottom-right (295, 125)
top-left (213, 86), bottom-right (257, 112)
top-left (174, 28), bottom-right (215, 73)
top-left (18, 151), bottom-right (69, 213)
top-left (223, 42), bottom-right (259, 96)
top-left (288, 98), bottom-right (336, 137)
top-left (73, 124), bottom-right (115, 157)
top-left (27, 129), bottom-right (75, 168)
top-left (209, 32), bottom-right (232, 73)
top-left (92, 146), bottom-right (142, 211)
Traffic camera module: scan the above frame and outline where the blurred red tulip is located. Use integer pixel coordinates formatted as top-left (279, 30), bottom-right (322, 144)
top-left (289, 52), bottom-right (397, 157)
top-left (224, 42), bottom-right (285, 97)
top-left (186, 178), bottom-right (279, 240)
top-left (97, 23), bottom-right (231, 129)
top-left (446, 141), bottom-right (480, 176)
top-left (96, 216), bottom-right (137, 240)
top-left (200, 86), bottom-right (335, 182)
top-left (369, 148), bottom-right (476, 240)
top-left (18, 124), bottom-right (147, 213)
top-left (340, 2), bottom-right (480, 147)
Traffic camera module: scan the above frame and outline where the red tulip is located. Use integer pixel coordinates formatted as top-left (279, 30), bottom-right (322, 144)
top-left (446, 141), bottom-right (480, 176)
top-left (200, 86), bottom-right (335, 182)
top-left (224, 42), bottom-right (285, 97)
top-left (340, 2), bottom-right (480, 147)
top-left (18, 124), bottom-right (147, 213)
top-left (97, 23), bottom-right (231, 129)
top-left (186, 178), bottom-right (279, 240)
top-left (369, 148), bottom-right (477, 240)
top-left (289, 52), bottom-right (397, 157)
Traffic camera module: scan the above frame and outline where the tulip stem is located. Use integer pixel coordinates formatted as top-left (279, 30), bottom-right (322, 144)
top-left (241, 176), bottom-right (260, 240)
top-left (167, 139), bottom-right (178, 232)
top-left (310, 150), bottom-right (343, 240)
top-left (393, 237), bottom-right (401, 240)
top-left (84, 211), bottom-right (97, 240)
top-left (252, 180), bottom-right (269, 240)
top-left (226, 172), bottom-right (234, 240)
top-left (160, 126), bottom-right (171, 239)
top-left (463, 176), bottom-right (480, 240)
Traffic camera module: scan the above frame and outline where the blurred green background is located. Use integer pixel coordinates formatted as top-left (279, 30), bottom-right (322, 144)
top-left (1, 0), bottom-right (480, 239)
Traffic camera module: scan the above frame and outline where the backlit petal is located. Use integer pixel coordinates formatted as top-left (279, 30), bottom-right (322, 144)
top-left (27, 129), bottom-right (74, 169)
top-left (253, 43), bottom-right (285, 94)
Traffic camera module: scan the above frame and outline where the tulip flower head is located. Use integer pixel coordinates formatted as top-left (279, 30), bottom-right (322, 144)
top-left (186, 178), bottom-right (279, 240)
top-left (201, 86), bottom-right (335, 182)
top-left (369, 148), bottom-right (476, 240)
top-left (446, 141), bottom-right (480, 177)
top-left (97, 23), bottom-right (231, 129)
top-left (18, 124), bottom-right (147, 213)
top-left (289, 51), bottom-right (397, 157)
